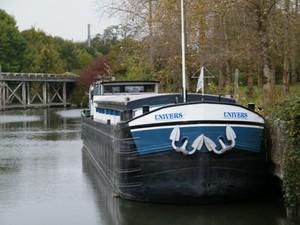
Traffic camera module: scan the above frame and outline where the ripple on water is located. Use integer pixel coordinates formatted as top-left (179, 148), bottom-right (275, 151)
top-left (55, 109), bottom-right (82, 118)
top-left (0, 115), bottom-right (41, 124)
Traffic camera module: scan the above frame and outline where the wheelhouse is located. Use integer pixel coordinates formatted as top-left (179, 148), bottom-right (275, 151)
top-left (93, 81), bottom-right (160, 96)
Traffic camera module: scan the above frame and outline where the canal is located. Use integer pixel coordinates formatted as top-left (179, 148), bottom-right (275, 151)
top-left (0, 108), bottom-right (298, 225)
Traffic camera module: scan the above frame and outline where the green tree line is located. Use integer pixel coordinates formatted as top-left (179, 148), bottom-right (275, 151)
top-left (0, 9), bottom-right (148, 82)
top-left (0, 9), bottom-right (97, 74)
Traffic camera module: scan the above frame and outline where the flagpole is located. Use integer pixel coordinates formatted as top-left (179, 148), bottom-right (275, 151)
top-left (180, 0), bottom-right (187, 103)
top-left (202, 67), bottom-right (204, 96)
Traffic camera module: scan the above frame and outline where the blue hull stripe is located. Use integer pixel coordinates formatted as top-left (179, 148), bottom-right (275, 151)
top-left (131, 125), bottom-right (264, 155)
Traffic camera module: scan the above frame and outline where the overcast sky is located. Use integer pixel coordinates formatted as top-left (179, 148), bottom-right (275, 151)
top-left (0, 0), bottom-right (120, 41)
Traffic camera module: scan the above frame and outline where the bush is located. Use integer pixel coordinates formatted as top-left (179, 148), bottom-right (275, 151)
top-left (272, 96), bottom-right (300, 207)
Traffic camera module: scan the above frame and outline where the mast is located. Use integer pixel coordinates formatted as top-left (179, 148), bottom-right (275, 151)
top-left (180, 0), bottom-right (187, 103)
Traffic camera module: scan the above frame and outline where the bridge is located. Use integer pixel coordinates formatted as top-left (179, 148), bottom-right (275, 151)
top-left (0, 72), bottom-right (79, 110)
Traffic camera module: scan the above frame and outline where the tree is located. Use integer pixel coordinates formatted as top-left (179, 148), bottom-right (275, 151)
top-left (21, 28), bottom-right (94, 74)
top-left (21, 28), bottom-right (65, 73)
top-left (107, 38), bottom-right (155, 81)
top-left (77, 49), bottom-right (94, 70)
top-left (0, 9), bottom-right (26, 72)
top-left (52, 37), bottom-right (80, 72)
top-left (99, 0), bottom-right (300, 98)
top-left (80, 56), bottom-right (111, 87)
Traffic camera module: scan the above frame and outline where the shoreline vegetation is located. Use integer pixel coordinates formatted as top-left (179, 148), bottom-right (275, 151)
top-left (271, 96), bottom-right (300, 217)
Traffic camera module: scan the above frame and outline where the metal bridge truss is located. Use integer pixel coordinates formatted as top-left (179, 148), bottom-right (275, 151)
top-left (0, 73), bottom-right (78, 110)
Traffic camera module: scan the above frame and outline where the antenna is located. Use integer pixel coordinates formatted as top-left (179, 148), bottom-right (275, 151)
top-left (87, 24), bottom-right (91, 47)
top-left (180, 0), bottom-right (187, 103)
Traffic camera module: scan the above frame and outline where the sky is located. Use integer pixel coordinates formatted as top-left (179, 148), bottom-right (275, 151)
top-left (0, 0), bottom-right (120, 41)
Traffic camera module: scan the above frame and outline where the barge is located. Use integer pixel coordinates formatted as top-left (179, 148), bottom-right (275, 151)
top-left (81, 80), bottom-right (267, 203)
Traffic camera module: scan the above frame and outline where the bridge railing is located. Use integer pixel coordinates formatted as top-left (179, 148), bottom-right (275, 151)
top-left (0, 72), bottom-right (79, 82)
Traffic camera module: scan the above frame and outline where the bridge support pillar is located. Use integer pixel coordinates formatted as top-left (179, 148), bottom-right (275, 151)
top-left (22, 82), bottom-right (26, 106)
top-left (43, 82), bottom-right (47, 107)
top-left (63, 82), bottom-right (67, 107)
top-left (27, 82), bottom-right (30, 105)
top-left (47, 83), bottom-right (50, 104)
top-left (0, 82), bottom-right (5, 110)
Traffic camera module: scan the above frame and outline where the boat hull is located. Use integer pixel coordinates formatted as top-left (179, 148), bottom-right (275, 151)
top-left (81, 116), bottom-right (267, 203)
top-left (122, 151), bottom-right (266, 203)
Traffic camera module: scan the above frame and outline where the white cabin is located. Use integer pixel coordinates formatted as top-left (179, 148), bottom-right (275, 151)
top-left (90, 81), bottom-right (160, 125)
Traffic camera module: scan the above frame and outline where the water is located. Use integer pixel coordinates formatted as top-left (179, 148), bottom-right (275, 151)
top-left (0, 109), bottom-right (298, 225)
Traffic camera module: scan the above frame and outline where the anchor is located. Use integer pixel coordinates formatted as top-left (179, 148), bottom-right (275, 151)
top-left (169, 126), bottom-right (204, 155)
top-left (204, 125), bottom-right (236, 155)
top-left (169, 125), bottom-right (237, 155)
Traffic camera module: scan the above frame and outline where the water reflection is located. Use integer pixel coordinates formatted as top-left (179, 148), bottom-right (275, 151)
top-left (0, 108), bottom-right (81, 142)
top-left (0, 114), bottom-right (40, 124)
top-left (0, 159), bottom-right (19, 174)
top-left (0, 108), bottom-right (102, 225)
top-left (0, 108), bottom-right (82, 177)
top-left (82, 148), bottom-right (300, 225)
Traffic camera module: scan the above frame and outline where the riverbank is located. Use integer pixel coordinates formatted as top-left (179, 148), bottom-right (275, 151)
top-left (268, 96), bottom-right (300, 218)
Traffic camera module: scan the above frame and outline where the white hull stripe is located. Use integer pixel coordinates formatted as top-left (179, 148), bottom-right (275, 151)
top-left (131, 124), bottom-right (264, 132)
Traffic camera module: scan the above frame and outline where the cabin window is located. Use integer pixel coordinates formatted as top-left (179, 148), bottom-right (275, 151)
top-left (96, 107), bottom-right (121, 116)
top-left (93, 85), bottom-right (102, 95)
top-left (112, 86), bottom-right (120, 93)
top-left (125, 86), bottom-right (144, 93)
top-left (103, 84), bottom-right (156, 94)
top-left (104, 86), bottom-right (114, 94)
top-left (144, 85), bottom-right (155, 92)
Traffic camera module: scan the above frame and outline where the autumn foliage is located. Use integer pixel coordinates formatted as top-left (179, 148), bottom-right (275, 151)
top-left (79, 56), bottom-right (111, 87)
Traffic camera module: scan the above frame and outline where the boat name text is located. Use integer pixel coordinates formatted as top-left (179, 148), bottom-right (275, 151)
top-left (155, 113), bottom-right (183, 121)
top-left (224, 112), bottom-right (248, 119)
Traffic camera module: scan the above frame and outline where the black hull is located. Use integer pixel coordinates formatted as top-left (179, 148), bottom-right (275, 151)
top-left (81, 117), bottom-right (267, 203)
